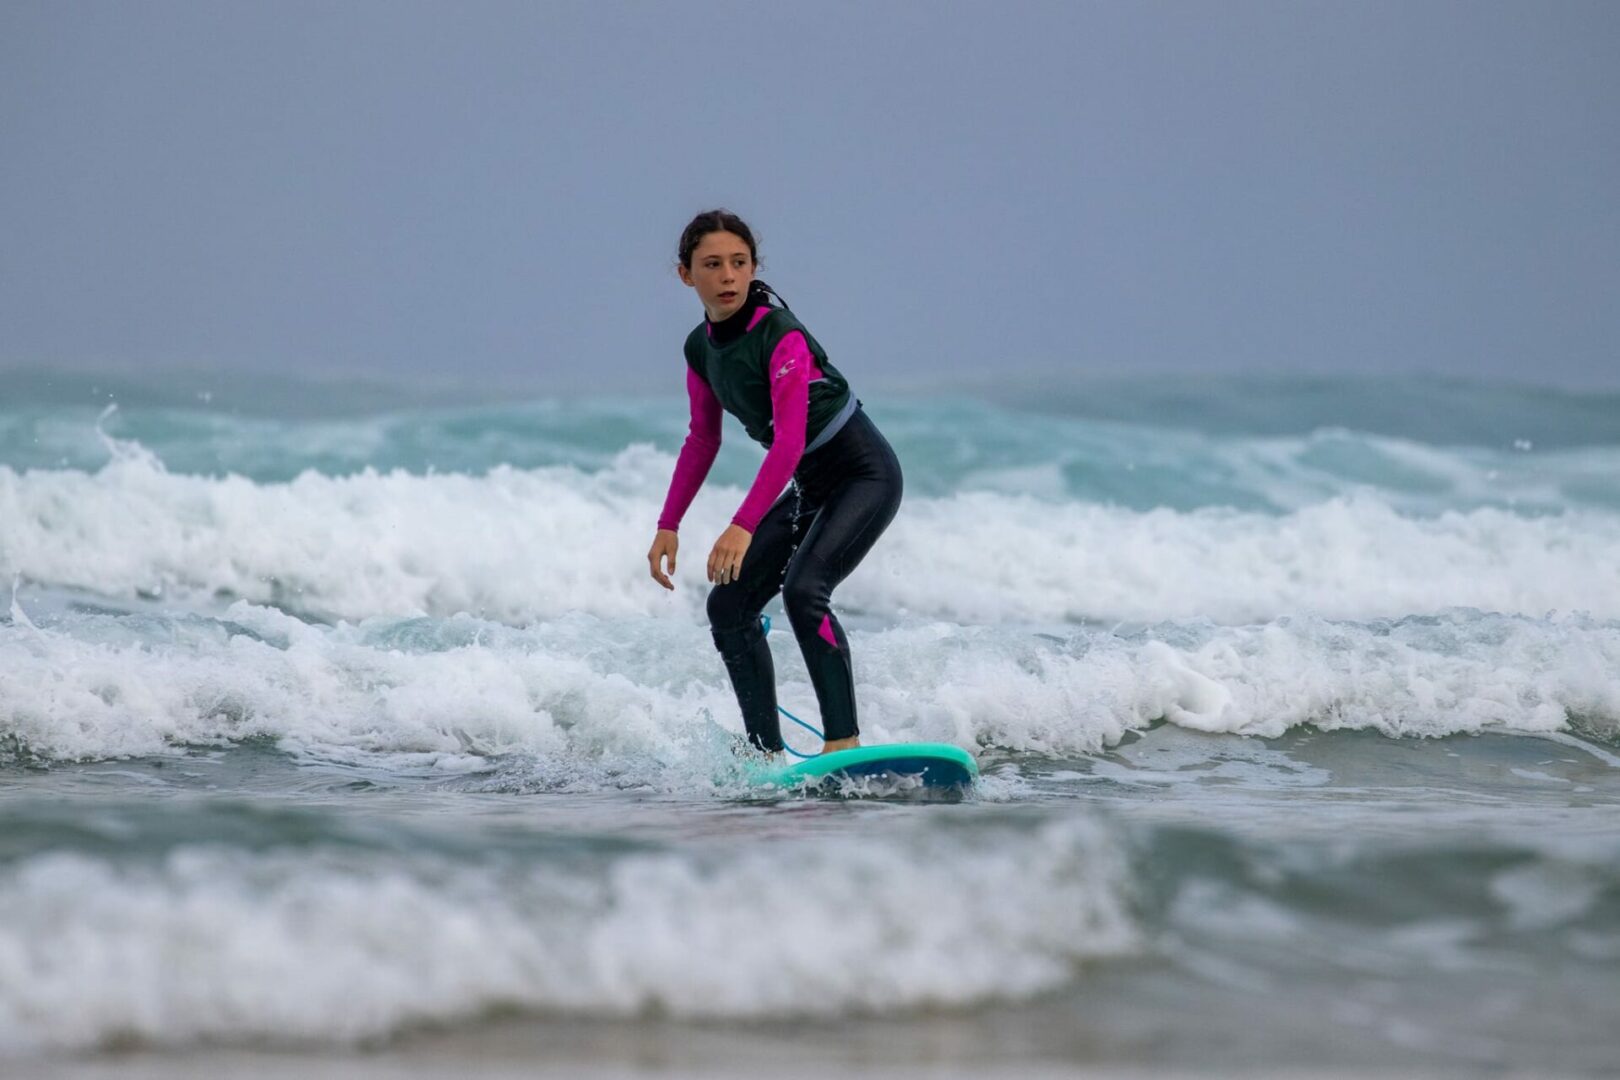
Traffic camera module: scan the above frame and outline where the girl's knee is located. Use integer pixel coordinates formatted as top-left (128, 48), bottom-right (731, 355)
top-left (780, 578), bottom-right (825, 628)
top-left (705, 584), bottom-right (741, 630)
top-left (708, 585), bottom-right (771, 643)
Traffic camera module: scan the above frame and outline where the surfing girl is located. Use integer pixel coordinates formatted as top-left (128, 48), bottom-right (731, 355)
top-left (646, 209), bottom-right (903, 757)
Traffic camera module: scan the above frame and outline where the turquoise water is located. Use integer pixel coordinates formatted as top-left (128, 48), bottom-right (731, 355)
top-left (2, 370), bottom-right (1618, 1075)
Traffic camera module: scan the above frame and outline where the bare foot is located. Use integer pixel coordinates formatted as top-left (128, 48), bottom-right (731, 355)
top-left (821, 736), bottom-right (861, 754)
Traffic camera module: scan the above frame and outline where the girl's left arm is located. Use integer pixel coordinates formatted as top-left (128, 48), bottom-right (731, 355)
top-left (705, 333), bottom-right (811, 585)
top-left (730, 331), bottom-right (813, 534)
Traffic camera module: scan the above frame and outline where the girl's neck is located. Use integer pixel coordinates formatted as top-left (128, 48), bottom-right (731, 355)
top-left (708, 292), bottom-right (768, 346)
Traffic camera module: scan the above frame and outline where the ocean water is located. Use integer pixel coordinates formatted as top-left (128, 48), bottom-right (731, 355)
top-left (2, 371), bottom-right (1618, 1078)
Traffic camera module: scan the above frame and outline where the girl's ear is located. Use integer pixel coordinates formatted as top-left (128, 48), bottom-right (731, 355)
top-left (677, 264), bottom-right (695, 287)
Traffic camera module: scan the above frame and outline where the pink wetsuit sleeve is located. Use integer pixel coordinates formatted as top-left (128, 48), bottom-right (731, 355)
top-left (731, 331), bottom-right (813, 533)
top-left (656, 367), bottom-right (723, 532)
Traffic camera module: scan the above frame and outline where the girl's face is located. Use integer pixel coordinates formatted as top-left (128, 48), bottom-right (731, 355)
top-left (678, 231), bottom-right (756, 322)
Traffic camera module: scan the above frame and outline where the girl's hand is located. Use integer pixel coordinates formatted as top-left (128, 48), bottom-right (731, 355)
top-left (648, 529), bottom-right (679, 590)
top-left (707, 524), bottom-right (753, 585)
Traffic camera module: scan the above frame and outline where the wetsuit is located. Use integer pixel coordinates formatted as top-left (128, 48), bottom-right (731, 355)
top-left (657, 289), bottom-right (903, 751)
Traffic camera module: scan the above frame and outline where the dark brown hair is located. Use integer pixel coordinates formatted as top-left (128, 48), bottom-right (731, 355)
top-left (677, 208), bottom-right (759, 269)
top-left (676, 209), bottom-right (791, 310)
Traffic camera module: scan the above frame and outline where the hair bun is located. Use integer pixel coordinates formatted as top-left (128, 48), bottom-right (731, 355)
top-left (750, 279), bottom-right (790, 311)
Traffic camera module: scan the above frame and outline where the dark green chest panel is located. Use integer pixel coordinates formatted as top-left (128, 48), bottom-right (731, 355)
top-left (683, 307), bottom-right (852, 449)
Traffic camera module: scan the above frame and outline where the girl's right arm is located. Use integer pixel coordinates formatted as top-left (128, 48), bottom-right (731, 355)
top-left (650, 368), bottom-right (722, 589)
top-left (656, 367), bottom-right (723, 532)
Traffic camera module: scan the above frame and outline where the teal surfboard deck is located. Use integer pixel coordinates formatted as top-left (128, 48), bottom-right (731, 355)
top-left (745, 742), bottom-right (978, 795)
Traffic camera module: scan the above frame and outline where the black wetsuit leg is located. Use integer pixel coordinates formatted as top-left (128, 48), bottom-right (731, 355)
top-left (706, 406), bottom-right (904, 750)
top-left (706, 486), bottom-right (803, 752)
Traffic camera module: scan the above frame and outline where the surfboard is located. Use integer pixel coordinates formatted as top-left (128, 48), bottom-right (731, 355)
top-left (745, 742), bottom-right (978, 795)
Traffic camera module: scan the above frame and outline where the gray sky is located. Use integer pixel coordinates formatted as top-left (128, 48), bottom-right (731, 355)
top-left (3, 1), bottom-right (1617, 393)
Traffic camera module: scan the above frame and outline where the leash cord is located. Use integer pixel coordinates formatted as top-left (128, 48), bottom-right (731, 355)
top-left (760, 614), bottom-right (825, 757)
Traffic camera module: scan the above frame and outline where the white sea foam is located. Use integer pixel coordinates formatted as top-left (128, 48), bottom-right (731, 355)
top-left (2, 602), bottom-right (1616, 766)
top-left (2, 445), bottom-right (1619, 625)
top-left (0, 817), bottom-right (1135, 1051)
